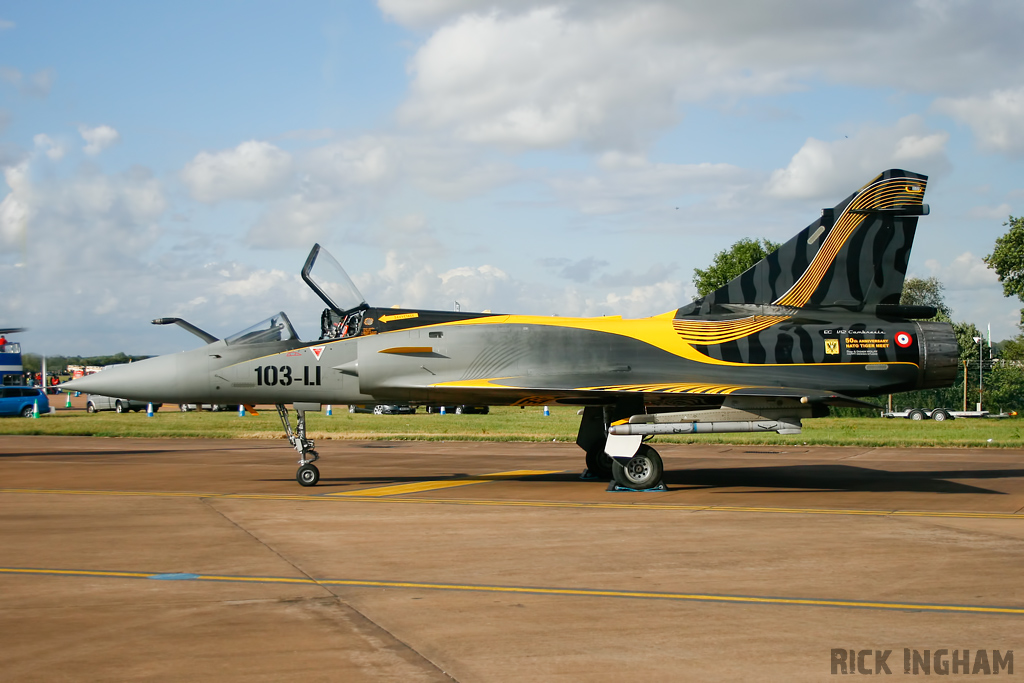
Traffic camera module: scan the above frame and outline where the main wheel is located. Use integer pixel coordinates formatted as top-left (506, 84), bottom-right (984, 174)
top-left (585, 450), bottom-right (613, 479)
top-left (373, 405), bottom-right (385, 415)
top-left (611, 445), bottom-right (664, 490)
top-left (179, 404), bottom-right (190, 412)
top-left (87, 403), bottom-right (97, 413)
top-left (115, 401), bottom-right (127, 414)
top-left (296, 463), bottom-right (320, 487)
top-left (20, 405), bottom-right (33, 417)
top-left (455, 406), bottom-right (464, 415)
top-left (932, 409), bottom-right (949, 422)
top-left (909, 409), bottom-right (925, 421)
top-left (348, 405), bottom-right (356, 413)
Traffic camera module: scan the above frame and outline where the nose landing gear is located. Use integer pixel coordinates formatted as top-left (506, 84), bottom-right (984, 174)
top-left (276, 403), bottom-right (322, 487)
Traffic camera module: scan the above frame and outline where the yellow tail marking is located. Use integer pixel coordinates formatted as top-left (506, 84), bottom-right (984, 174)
top-left (775, 176), bottom-right (927, 307)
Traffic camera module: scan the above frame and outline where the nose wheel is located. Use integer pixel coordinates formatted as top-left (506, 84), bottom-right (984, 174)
top-left (297, 462), bottom-right (320, 487)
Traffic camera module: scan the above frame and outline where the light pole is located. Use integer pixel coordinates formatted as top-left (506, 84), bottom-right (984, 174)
top-left (973, 336), bottom-right (983, 411)
top-left (962, 359), bottom-right (969, 411)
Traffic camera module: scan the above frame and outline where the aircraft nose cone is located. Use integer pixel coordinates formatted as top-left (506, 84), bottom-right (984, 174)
top-left (61, 352), bottom-right (206, 403)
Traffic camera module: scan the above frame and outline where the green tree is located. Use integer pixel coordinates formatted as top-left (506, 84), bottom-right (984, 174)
top-left (692, 238), bottom-right (781, 297)
top-left (22, 352), bottom-right (151, 374)
top-left (984, 215), bottom-right (1024, 323)
top-left (900, 276), bottom-right (952, 320)
top-left (999, 336), bottom-right (1024, 361)
top-left (985, 363), bottom-right (1024, 412)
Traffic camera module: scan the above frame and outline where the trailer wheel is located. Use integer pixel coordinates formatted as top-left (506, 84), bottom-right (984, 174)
top-left (932, 410), bottom-right (950, 422)
top-left (909, 409), bottom-right (925, 421)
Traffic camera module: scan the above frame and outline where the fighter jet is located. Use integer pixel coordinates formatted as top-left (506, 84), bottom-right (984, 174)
top-left (65, 169), bottom-right (957, 490)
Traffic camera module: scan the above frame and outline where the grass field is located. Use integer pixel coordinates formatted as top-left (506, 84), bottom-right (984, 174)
top-left (2, 405), bottom-right (1022, 448)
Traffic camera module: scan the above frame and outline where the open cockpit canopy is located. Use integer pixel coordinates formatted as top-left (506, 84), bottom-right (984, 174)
top-left (302, 244), bottom-right (367, 317)
top-left (224, 312), bottom-right (299, 346)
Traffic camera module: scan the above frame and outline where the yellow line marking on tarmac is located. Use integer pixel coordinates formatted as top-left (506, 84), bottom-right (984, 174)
top-left (2, 566), bottom-right (1023, 615)
top-left (328, 470), bottom-right (562, 497)
top-left (2, 488), bottom-right (1024, 520)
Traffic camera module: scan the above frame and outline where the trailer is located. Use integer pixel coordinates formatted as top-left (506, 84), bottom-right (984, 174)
top-left (881, 408), bottom-right (1012, 421)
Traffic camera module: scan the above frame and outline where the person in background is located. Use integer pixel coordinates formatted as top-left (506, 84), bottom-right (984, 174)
top-left (0, 335), bottom-right (7, 348)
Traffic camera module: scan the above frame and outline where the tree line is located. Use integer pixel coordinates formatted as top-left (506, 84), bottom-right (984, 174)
top-left (22, 353), bottom-right (151, 374)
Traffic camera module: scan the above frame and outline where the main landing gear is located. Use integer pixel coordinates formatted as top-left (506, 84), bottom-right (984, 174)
top-left (576, 401), bottom-right (667, 491)
top-left (611, 444), bottom-right (664, 490)
top-left (276, 402), bottom-right (322, 487)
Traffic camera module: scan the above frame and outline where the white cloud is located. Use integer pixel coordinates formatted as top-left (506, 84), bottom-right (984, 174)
top-left (246, 194), bottom-right (347, 249)
top-left (924, 252), bottom-right (1000, 291)
top-left (181, 140), bottom-right (293, 203)
top-left (765, 116), bottom-right (950, 200)
top-left (0, 161), bottom-right (165, 269)
top-left (968, 203), bottom-right (1014, 220)
top-left (79, 124), bottom-right (121, 155)
top-left (0, 162), bottom-right (29, 248)
top-left (351, 248), bottom-right (687, 319)
top-left (216, 269), bottom-right (299, 297)
top-left (439, 263), bottom-right (511, 306)
top-left (0, 67), bottom-right (55, 97)
top-left (32, 133), bottom-right (64, 161)
top-left (304, 136), bottom-right (396, 186)
top-left (378, 0), bottom-right (536, 28)
top-left (551, 158), bottom-right (751, 215)
top-left (393, 1), bottom-right (1024, 152)
top-left (400, 7), bottom-right (689, 150)
top-left (934, 87), bottom-right (1024, 156)
top-left (601, 280), bottom-right (685, 314)
top-left (0, 19), bottom-right (14, 31)
top-left (244, 134), bottom-right (514, 248)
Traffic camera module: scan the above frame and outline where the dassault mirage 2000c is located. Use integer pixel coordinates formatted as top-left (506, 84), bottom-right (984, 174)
top-left (65, 169), bottom-right (957, 490)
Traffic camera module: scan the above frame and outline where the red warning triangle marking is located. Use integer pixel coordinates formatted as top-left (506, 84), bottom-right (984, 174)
top-left (311, 346), bottom-right (325, 361)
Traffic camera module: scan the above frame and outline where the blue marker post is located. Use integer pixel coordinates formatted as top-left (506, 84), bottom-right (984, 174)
top-left (440, 406), bottom-right (446, 415)
top-left (147, 402), bottom-right (154, 417)
top-left (326, 404), bottom-right (333, 416)
top-left (238, 404), bottom-right (245, 417)
top-left (543, 406), bottom-right (550, 417)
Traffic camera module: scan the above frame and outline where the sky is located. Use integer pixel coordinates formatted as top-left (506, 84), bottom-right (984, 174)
top-left (1, 0), bottom-right (1023, 356)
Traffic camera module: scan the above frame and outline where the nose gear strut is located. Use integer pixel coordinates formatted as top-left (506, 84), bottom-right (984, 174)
top-left (276, 403), bottom-right (322, 486)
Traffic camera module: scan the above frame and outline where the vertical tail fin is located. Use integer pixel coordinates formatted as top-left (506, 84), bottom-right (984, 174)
top-left (678, 169), bottom-right (929, 316)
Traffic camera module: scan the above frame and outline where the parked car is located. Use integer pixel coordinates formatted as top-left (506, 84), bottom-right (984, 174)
top-left (178, 403), bottom-right (241, 412)
top-left (426, 405), bottom-right (489, 415)
top-left (348, 404), bottom-right (417, 415)
top-left (0, 386), bottom-right (51, 417)
top-left (86, 394), bottom-right (163, 413)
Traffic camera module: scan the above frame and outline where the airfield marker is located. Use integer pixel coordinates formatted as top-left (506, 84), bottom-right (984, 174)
top-left (32, 400), bottom-right (39, 418)
top-left (440, 406), bottom-right (446, 415)
top-left (326, 404), bottom-right (333, 416)
top-left (238, 404), bottom-right (245, 417)
top-left (543, 406), bottom-right (550, 417)
top-left (65, 392), bottom-right (71, 408)
top-left (147, 403), bottom-right (154, 417)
